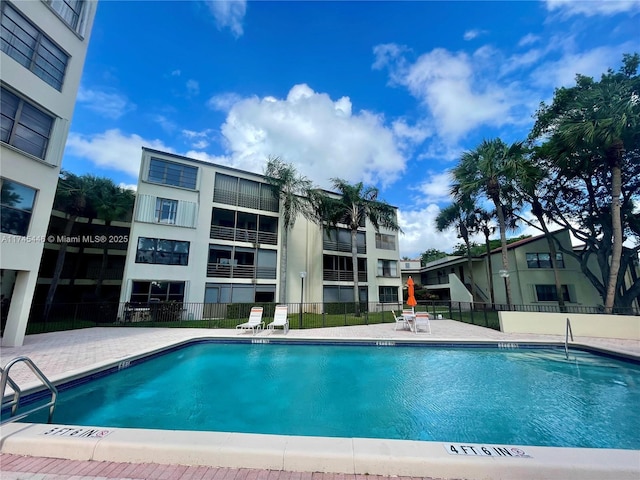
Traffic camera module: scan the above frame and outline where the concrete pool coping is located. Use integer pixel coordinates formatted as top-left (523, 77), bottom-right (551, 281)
top-left (1, 324), bottom-right (640, 479)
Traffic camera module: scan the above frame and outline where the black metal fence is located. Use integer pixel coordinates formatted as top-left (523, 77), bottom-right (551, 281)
top-left (22, 300), bottom-right (639, 335)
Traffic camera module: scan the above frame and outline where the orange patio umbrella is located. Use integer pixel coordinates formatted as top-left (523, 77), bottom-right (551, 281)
top-left (407, 276), bottom-right (417, 307)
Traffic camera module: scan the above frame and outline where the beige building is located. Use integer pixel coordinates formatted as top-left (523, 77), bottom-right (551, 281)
top-left (119, 148), bottom-right (403, 316)
top-left (402, 230), bottom-right (640, 312)
top-left (1, 0), bottom-right (98, 346)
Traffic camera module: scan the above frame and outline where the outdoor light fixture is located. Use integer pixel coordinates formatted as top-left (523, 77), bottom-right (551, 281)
top-left (498, 269), bottom-right (511, 308)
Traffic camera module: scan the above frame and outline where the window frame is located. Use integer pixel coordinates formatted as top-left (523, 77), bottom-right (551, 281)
top-left (534, 284), bottom-right (571, 302)
top-left (378, 286), bottom-right (398, 303)
top-left (1, 2), bottom-right (69, 90)
top-left (147, 157), bottom-right (198, 190)
top-left (0, 177), bottom-right (37, 236)
top-left (154, 197), bottom-right (178, 225)
top-left (375, 233), bottom-right (396, 250)
top-left (135, 237), bottom-right (190, 266)
top-left (377, 259), bottom-right (398, 277)
top-left (526, 252), bottom-right (565, 269)
top-left (1, 86), bottom-right (54, 161)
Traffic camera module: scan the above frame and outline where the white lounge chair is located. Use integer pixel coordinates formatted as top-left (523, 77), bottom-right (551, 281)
top-left (414, 312), bottom-right (432, 334)
top-left (267, 305), bottom-right (289, 334)
top-left (236, 307), bottom-right (264, 335)
top-left (392, 310), bottom-right (409, 331)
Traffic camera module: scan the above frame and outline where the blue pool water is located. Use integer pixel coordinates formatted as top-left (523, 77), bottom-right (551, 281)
top-left (18, 342), bottom-right (640, 449)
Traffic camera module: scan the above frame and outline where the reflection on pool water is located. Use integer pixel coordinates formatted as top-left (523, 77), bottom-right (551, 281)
top-left (16, 342), bottom-right (640, 449)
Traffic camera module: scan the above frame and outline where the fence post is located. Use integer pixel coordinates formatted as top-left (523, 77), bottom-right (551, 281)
top-left (73, 303), bottom-right (79, 329)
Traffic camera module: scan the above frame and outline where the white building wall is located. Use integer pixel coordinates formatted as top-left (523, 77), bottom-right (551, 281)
top-left (1, 0), bottom-right (98, 347)
top-left (121, 149), bottom-right (402, 312)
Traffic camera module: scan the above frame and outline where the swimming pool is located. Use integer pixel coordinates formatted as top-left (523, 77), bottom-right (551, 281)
top-left (10, 340), bottom-right (640, 450)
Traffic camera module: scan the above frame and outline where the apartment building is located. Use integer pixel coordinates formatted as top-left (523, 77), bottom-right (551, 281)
top-left (1, 0), bottom-right (98, 346)
top-left (119, 148), bottom-right (403, 317)
top-left (402, 229), bottom-right (640, 311)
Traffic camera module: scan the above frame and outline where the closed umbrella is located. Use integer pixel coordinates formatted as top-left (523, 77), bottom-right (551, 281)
top-left (407, 276), bottom-right (417, 307)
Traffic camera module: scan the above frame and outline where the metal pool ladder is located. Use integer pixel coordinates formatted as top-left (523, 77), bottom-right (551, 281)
top-left (1, 356), bottom-right (58, 425)
top-left (565, 317), bottom-right (574, 360)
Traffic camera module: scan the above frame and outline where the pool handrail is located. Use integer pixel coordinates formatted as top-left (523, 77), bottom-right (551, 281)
top-left (565, 317), bottom-right (574, 360)
top-left (1, 356), bottom-right (58, 425)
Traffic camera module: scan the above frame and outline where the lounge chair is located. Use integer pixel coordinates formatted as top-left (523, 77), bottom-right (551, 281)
top-left (414, 312), bottom-right (432, 334)
top-left (392, 310), bottom-right (409, 331)
top-left (236, 307), bottom-right (264, 335)
top-left (267, 305), bottom-right (289, 334)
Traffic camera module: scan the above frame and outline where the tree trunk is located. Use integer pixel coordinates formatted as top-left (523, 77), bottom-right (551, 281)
top-left (70, 217), bottom-right (93, 287)
top-left (605, 163), bottom-right (623, 313)
top-left (462, 227), bottom-right (477, 302)
top-left (532, 199), bottom-right (566, 311)
top-left (94, 222), bottom-right (110, 299)
top-left (43, 214), bottom-right (77, 322)
top-left (495, 202), bottom-right (512, 307)
top-left (279, 226), bottom-right (289, 302)
top-left (351, 228), bottom-right (360, 316)
top-left (484, 229), bottom-right (495, 307)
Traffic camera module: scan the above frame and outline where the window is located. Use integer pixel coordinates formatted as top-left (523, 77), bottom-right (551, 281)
top-left (1, 3), bottom-right (69, 90)
top-left (213, 173), bottom-right (279, 212)
top-left (535, 284), bottom-right (571, 302)
top-left (375, 233), bottom-right (396, 250)
top-left (1, 87), bottom-right (54, 160)
top-left (526, 252), bottom-right (565, 269)
top-left (379, 286), bottom-right (398, 303)
top-left (135, 237), bottom-right (189, 265)
top-left (45, 0), bottom-right (85, 32)
top-left (130, 281), bottom-right (185, 303)
top-left (377, 259), bottom-right (398, 277)
top-left (1, 178), bottom-right (36, 236)
top-left (323, 286), bottom-right (368, 303)
top-left (148, 157), bottom-right (197, 189)
top-left (155, 198), bottom-right (177, 224)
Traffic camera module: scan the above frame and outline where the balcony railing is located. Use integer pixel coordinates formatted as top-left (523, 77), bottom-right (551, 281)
top-left (206, 263), bottom-right (276, 279)
top-left (323, 269), bottom-right (367, 282)
top-left (210, 226), bottom-right (277, 245)
top-left (323, 240), bottom-right (366, 254)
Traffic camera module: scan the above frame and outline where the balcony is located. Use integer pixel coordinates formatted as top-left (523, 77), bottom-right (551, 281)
top-left (206, 263), bottom-right (276, 279)
top-left (323, 239), bottom-right (366, 254)
top-left (323, 269), bottom-right (367, 282)
top-left (210, 226), bottom-right (277, 245)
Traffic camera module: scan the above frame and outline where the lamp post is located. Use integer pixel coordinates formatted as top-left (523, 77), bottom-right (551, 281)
top-left (299, 271), bottom-right (306, 328)
top-left (499, 269), bottom-right (511, 309)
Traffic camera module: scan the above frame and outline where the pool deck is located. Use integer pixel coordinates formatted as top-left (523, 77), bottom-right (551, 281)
top-left (1, 320), bottom-right (639, 480)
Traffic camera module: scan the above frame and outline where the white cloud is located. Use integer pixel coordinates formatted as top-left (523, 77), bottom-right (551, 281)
top-left (186, 79), bottom-right (200, 96)
top-left (208, 92), bottom-right (243, 112)
top-left (374, 46), bottom-right (523, 142)
top-left (76, 87), bottom-right (135, 120)
top-left (413, 172), bottom-right (454, 205)
top-left (181, 128), bottom-right (216, 149)
top-left (65, 129), bottom-right (175, 178)
top-left (545, 0), bottom-right (640, 17)
top-left (171, 69), bottom-right (181, 77)
top-left (397, 205), bottom-right (460, 258)
top-left (153, 115), bottom-right (177, 133)
top-left (216, 84), bottom-right (408, 188)
top-left (518, 33), bottom-right (541, 47)
top-left (463, 29), bottom-right (487, 41)
top-left (530, 43), bottom-right (635, 88)
top-left (204, 0), bottom-right (247, 37)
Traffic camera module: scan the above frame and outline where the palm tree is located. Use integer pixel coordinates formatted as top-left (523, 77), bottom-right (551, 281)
top-left (92, 179), bottom-right (135, 299)
top-left (264, 156), bottom-right (314, 302)
top-left (435, 197), bottom-right (478, 301)
top-left (473, 207), bottom-right (496, 307)
top-left (510, 153), bottom-right (567, 311)
top-left (543, 57), bottom-right (639, 311)
top-left (43, 172), bottom-right (97, 321)
top-left (317, 178), bottom-right (401, 316)
top-left (451, 139), bottom-right (527, 308)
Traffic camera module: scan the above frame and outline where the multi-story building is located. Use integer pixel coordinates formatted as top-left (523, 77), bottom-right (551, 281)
top-left (401, 230), bottom-right (640, 312)
top-left (1, 0), bottom-right (98, 346)
top-left (119, 148), bottom-right (403, 316)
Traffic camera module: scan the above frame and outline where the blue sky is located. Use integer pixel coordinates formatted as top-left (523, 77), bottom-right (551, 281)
top-left (63, 0), bottom-right (640, 258)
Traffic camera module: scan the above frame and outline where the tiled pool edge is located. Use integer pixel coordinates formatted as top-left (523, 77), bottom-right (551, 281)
top-left (1, 422), bottom-right (638, 480)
